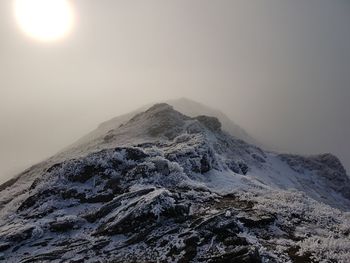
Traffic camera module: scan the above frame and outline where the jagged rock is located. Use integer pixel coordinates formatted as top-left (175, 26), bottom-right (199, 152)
top-left (1, 103), bottom-right (350, 262)
top-left (18, 189), bottom-right (58, 211)
top-left (251, 153), bottom-right (266, 163)
top-left (61, 188), bottom-right (86, 201)
top-left (222, 236), bottom-right (248, 246)
top-left (123, 147), bottom-right (148, 161)
top-left (93, 189), bottom-right (190, 236)
top-left (84, 188), bottom-right (156, 223)
top-left (18, 249), bottom-right (68, 263)
top-left (179, 235), bottom-right (200, 262)
top-left (67, 164), bottom-right (103, 183)
top-left (49, 216), bottom-right (85, 232)
top-left (238, 162), bottom-right (249, 175)
top-left (200, 154), bottom-right (211, 173)
top-left (2, 225), bottom-right (37, 243)
top-left (85, 192), bottom-right (115, 203)
top-left (0, 242), bottom-right (11, 252)
top-left (226, 160), bottom-right (241, 174)
top-left (126, 163), bottom-right (155, 180)
top-left (194, 115), bottom-right (222, 131)
top-left (236, 211), bottom-right (276, 228)
top-left (137, 103), bottom-right (189, 139)
top-left (50, 221), bottom-right (74, 232)
top-left (104, 177), bottom-right (123, 194)
top-left (154, 159), bottom-right (170, 176)
top-left (279, 153), bottom-right (350, 199)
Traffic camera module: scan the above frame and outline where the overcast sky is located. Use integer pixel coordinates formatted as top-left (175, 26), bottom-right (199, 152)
top-left (0, 0), bottom-right (349, 182)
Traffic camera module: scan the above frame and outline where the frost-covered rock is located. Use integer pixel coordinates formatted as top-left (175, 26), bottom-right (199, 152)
top-left (0, 103), bottom-right (350, 262)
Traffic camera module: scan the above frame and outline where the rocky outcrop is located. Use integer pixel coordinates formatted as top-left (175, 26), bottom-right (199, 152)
top-left (279, 153), bottom-right (350, 199)
top-left (0, 139), bottom-right (270, 262)
top-left (1, 103), bottom-right (350, 262)
top-left (194, 115), bottom-right (222, 132)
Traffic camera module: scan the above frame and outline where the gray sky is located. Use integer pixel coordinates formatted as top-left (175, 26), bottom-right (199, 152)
top-left (0, 0), bottom-right (349, 183)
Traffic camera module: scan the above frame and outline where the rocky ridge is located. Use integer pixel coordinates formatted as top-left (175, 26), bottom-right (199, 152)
top-left (0, 103), bottom-right (350, 262)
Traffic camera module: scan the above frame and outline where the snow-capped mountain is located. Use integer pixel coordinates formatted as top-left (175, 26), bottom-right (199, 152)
top-left (68, 98), bottom-right (257, 153)
top-left (0, 103), bottom-right (349, 262)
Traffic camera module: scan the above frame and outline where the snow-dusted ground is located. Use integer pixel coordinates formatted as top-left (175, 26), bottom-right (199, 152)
top-left (0, 103), bottom-right (349, 262)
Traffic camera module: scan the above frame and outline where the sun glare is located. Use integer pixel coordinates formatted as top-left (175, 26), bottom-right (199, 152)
top-left (14, 0), bottom-right (74, 42)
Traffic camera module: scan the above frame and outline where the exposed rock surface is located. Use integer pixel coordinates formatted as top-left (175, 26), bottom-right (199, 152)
top-left (0, 103), bottom-right (350, 262)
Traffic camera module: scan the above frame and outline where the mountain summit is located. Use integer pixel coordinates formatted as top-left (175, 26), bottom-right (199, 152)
top-left (68, 98), bottom-right (258, 156)
top-left (0, 103), bottom-right (350, 262)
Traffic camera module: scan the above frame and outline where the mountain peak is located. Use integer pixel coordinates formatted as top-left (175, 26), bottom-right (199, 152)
top-left (134, 103), bottom-right (223, 137)
top-left (144, 102), bottom-right (174, 113)
top-left (70, 98), bottom-right (257, 155)
top-left (129, 103), bottom-right (188, 123)
top-left (119, 103), bottom-right (225, 141)
top-left (124, 103), bottom-right (190, 140)
top-left (137, 104), bottom-right (223, 132)
top-left (1, 101), bottom-right (350, 262)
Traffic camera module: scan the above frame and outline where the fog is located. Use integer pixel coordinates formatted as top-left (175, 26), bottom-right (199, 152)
top-left (0, 0), bottom-right (349, 183)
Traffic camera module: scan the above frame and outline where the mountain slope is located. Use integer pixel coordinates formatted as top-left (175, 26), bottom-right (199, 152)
top-left (0, 103), bottom-right (349, 262)
top-left (167, 98), bottom-right (258, 145)
top-left (67, 98), bottom-right (257, 154)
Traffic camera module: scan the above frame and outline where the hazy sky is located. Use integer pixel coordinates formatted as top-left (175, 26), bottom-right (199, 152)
top-left (0, 0), bottom-right (349, 182)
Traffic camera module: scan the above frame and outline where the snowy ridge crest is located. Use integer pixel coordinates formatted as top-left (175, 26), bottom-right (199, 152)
top-left (0, 103), bottom-right (350, 262)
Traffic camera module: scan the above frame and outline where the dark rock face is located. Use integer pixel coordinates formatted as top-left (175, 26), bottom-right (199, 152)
top-left (132, 103), bottom-right (190, 140)
top-left (69, 165), bottom-right (103, 183)
top-left (0, 242), bottom-right (11, 252)
top-left (225, 160), bottom-right (250, 175)
top-left (49, 220), bottom-right (75, 232)
top-left (200, 154), bottom-right (212, 173)
top-left (5, 225), bottom-right (36, 243)
top-left (123, 147), bottom-right (148, 161)
top-left (236, 211), bottom-right (276, 228)
top-left (225, 160), bottom-right (241, 174)
top-left (164, 138), bottom-right (218, 175)
top-left (194, 115), bottom-right (222, 131)
top-left (279, 153), bottom-right (350, 199)
top-left (238, 162), bottom-right (249, 175)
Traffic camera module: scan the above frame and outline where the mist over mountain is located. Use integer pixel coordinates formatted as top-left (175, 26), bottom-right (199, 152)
top-left (1, 102), bottom-right (349, 262)
top-left (1, 1), bottom-right (349, 262)
top-left (1, 0), bottom-right (350, 186)
top-left (68, 98), bottom-right (258, 153)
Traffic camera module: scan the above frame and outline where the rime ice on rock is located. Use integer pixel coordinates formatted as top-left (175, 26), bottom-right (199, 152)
top-left (0, 103), bottom-right (350, 262)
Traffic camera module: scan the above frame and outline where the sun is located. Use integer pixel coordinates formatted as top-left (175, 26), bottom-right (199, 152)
top-left (14, 0), bottom-right (75, 42)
